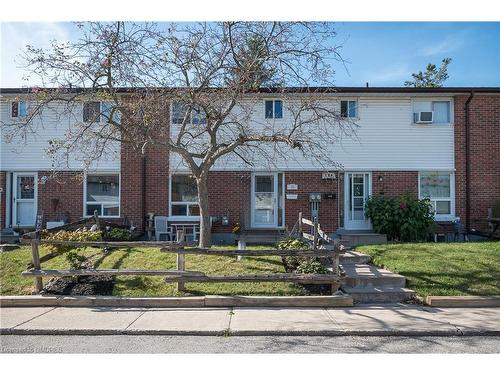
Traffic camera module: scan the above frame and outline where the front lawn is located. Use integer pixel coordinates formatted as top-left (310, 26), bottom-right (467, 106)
top-left (0, 245), bottom-right (305, 296)
top-left (358, 241), bottom-right (500, 298)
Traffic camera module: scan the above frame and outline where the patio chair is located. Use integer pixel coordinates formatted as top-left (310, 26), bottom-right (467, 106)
top-left (487, 201), bottom-right (500, 238)
top-left (154, 216), bottom-right (170, 241)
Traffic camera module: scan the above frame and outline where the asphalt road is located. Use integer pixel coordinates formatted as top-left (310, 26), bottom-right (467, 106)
top-left (1, 335), bottom-right (499, 353)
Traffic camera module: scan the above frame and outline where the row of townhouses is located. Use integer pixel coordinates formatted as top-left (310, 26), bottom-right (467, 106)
top-left (0, 87), bottom-right (499, 243)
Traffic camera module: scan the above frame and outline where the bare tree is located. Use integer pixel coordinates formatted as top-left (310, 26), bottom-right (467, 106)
top-left (2, 22), bottom-right (355, 247)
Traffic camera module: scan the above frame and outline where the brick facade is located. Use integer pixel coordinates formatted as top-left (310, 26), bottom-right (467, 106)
top-left (1, 94), bottom-right (499, 236)
top-left (454, 94), bottom-right (500, 231)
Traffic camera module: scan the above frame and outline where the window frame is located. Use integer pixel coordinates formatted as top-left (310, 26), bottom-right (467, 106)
top-left (169, 173), bottom-right (200, 220)
top-left (418, 171), bottom-right (455, 221)
top-left (10, 100), bottom-right (28, 119)
top-left (82, 101), bottom-right (103, 124)
top-left (83, 172), bottom-right (121, 218)
top-left (170, 101), bottom-right (206, 126)
top-left (264, 99), bottom-right (284, 120)
top-left (340, 99), bottom-right (359, 119)
top-left (412, 98), bottom-right (453, 125)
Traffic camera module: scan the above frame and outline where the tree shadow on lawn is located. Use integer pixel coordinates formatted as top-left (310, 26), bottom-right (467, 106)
top-left (403, 269), bottom-right (500, 296)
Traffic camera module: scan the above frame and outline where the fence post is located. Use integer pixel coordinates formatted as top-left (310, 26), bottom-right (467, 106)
top-left (313, 217), bottom-right (318, 250)
top-left (298, 212), bottom-right (303, 238)
top-left (31, 239), bottom-right (43, 293)
top-left (176, 229), bottom-right (185, 292)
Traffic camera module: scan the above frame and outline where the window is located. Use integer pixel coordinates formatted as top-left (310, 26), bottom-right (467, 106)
top-left (419, 172), bottom-right (454, 218)
top-left (171, 101), bottom-right (206, 125)
top-left (11, 101), bottom-right (28, 118)
top-left (413, 100), bottom-right (451, 124)
top-left (83, 101), bottom-right (102, 123)
top-left (171, 175), bottom-right (199, 216)
top-left (264, 100), bottom-right (283, 119)
top-left (85, 174), bottom-right (120, 217)
top-left (341, 100), bottom-right (358, 118)
top-left (101, 102), bottom-right (121, 124)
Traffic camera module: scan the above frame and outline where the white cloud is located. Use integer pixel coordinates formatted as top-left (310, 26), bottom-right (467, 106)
top-left (1, 22), bottom-right (71, 87)
top-left (419, 34), bottom-right (465, 57)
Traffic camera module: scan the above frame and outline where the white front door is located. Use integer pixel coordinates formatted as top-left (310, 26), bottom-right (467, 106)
top-left (344, 172), bottom-right (371, 230)
top-left (12, 173), bottom-right (37, 227)
top-left (251, 173), bottom-right (278, 227)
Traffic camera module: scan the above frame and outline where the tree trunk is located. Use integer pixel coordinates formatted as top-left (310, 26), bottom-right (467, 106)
top-left (196, 176), bottom-right (212, 248)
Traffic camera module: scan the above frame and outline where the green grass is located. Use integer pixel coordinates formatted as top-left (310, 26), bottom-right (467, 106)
top-left (358, 241), bottom-right (500, 298)
top-left (0, 245), bottom-right (304, 296)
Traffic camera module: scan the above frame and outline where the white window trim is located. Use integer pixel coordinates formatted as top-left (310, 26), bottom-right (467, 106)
top-left (263, 99), bottom-right (284, 120)
top-left (340, 98), bottom-right (359, 119)
top-left (83, 172), bottom-right (121, 218)
top-left (418, 171), bottom-right (455, 221)
top-left (170, 102), bottom-right (206, 126)
top-left (10, 100), bottom-right (28, 119)
top-left (168, 173), bottom-right (200, 219)
top-left (82, 101), bottom-right (104, 124)
top-left (411, 98), bottom-right (454, 126)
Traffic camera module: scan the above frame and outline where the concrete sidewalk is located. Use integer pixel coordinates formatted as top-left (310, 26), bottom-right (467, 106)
top-left (1, 304), bottom-right (499, 336)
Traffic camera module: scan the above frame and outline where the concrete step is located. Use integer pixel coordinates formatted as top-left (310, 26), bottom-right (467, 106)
top-left (343, 286), bottom-right (416, 303)
top-left (339, 250), bottom-right (371, 265)
top-left (342, 264), bottom-right (406, 288)
top-left (0, 233), bottom-right (20, 244)
top-left (340, 233), bottom-right (387, 246)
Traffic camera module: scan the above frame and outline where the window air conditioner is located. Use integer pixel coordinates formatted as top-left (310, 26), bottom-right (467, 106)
top-left (415, 111), bottom-right (433, 123)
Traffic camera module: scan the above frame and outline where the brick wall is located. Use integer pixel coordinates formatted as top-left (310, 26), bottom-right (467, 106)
top-left (37, 171), bottom-right (84, 227)
top-left (371, 171), bottom-right (418, 198)
top-left (455, 94), bottom-right (500, 231)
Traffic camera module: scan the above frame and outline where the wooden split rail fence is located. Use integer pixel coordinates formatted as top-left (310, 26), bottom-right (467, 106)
top-left (21, 233), bottom-right (345, 294)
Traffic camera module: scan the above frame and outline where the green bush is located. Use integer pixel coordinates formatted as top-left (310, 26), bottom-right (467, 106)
top-left (106, 228), bottom-right (133, 241)
top-left (296, 260), bottom-right (328, 274)
top-left (276, 237), bottom-right (311, 272)
top-left (365, 193), bottom-right (434, 242)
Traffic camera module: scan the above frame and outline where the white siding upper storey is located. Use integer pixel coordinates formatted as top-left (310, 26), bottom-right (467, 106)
top-left (0, 97), bottom-right (120, 171)
top-left (170, 94), bottom-right (456, 172)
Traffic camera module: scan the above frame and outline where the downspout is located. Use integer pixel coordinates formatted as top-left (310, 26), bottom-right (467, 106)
top-left (142, 154), bottom-right (147, 231)
top-left (464, 91), bottom-right (474, 233)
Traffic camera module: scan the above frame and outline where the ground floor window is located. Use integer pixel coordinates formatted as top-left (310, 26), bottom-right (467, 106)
top-left (419, 172), bottom-right (454, 219)
top-left (170, 174), bottom-right (199, 216)
top-left (85, 174), bottom-right (120, 217)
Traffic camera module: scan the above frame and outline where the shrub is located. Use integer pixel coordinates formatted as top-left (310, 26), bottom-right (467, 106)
top-left (106, 228), bottom-right (133, 241)
top-left (41, 229), bottom-right (102, 269)
top-left (296, 260), bottom-right (328, 274)
top-left (276, 237), bottom-right (311, 272)
top-left (365, 193), bottom-right (434, 242)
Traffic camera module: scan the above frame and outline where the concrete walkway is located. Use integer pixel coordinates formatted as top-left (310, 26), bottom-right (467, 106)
top-left (1, 304), bottom-right (499, 336)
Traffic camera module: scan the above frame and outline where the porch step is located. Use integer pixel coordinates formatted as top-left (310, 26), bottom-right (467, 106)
top-left (239, 231), bottom-right (285, 245)
top-left (343, 286), bottom-right (416, 303)
top-left (342, 264), bottom-right (406, 288)
top-left (339, 250), bottom-right (371, 265)
top-left (0, 232), bottom-right (20, 244)
top-left (339, 233), bottom-right (387, 246)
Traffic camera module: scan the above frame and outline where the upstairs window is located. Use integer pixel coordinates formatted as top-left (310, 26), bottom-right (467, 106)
top-left (83, 101), bottom-right (101, 123)
top-left (413, 100), bottom-right (451, 124)
top-left (170, 175), bottom-right (199, 216)
top-left (171, 101), bottom-right (206, 125)
top-left (101, 102), bottom-right (121, 124)
top-left (265, 100), bottom-right (283, 119)
top-left (85, 174), bottom-right (120, 217)
top-left (11, 101), bottom-right (28, 118)
top-left (341, 100), bottom-right (358, 118)
top-left (419, 172), bottom-right (454, 218)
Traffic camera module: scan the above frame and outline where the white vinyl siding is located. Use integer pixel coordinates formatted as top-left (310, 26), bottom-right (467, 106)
top-left (170, 96), bottom-right (455, 172)
top-left (0, 98), bottom-right (120, 171)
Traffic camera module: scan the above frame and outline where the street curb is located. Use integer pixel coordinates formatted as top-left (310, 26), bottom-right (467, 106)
top-left (2, 328), bottom-right (499, 337)
top-left (426, 296), bottom-right (500, 308)
top-left (0, 295), bottom-right (353, 308)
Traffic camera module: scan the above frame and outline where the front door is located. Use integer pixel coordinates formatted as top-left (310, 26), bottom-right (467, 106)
top-left (251, 173), bottom-right (278, 227)
top-left (344, 172), bottom-right (371, 230)
top-left (12, 173), bottom-right (37, 227)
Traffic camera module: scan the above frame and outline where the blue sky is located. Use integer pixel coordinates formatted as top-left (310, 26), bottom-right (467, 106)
top-left (1, 22), bottom-right (499, 87)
